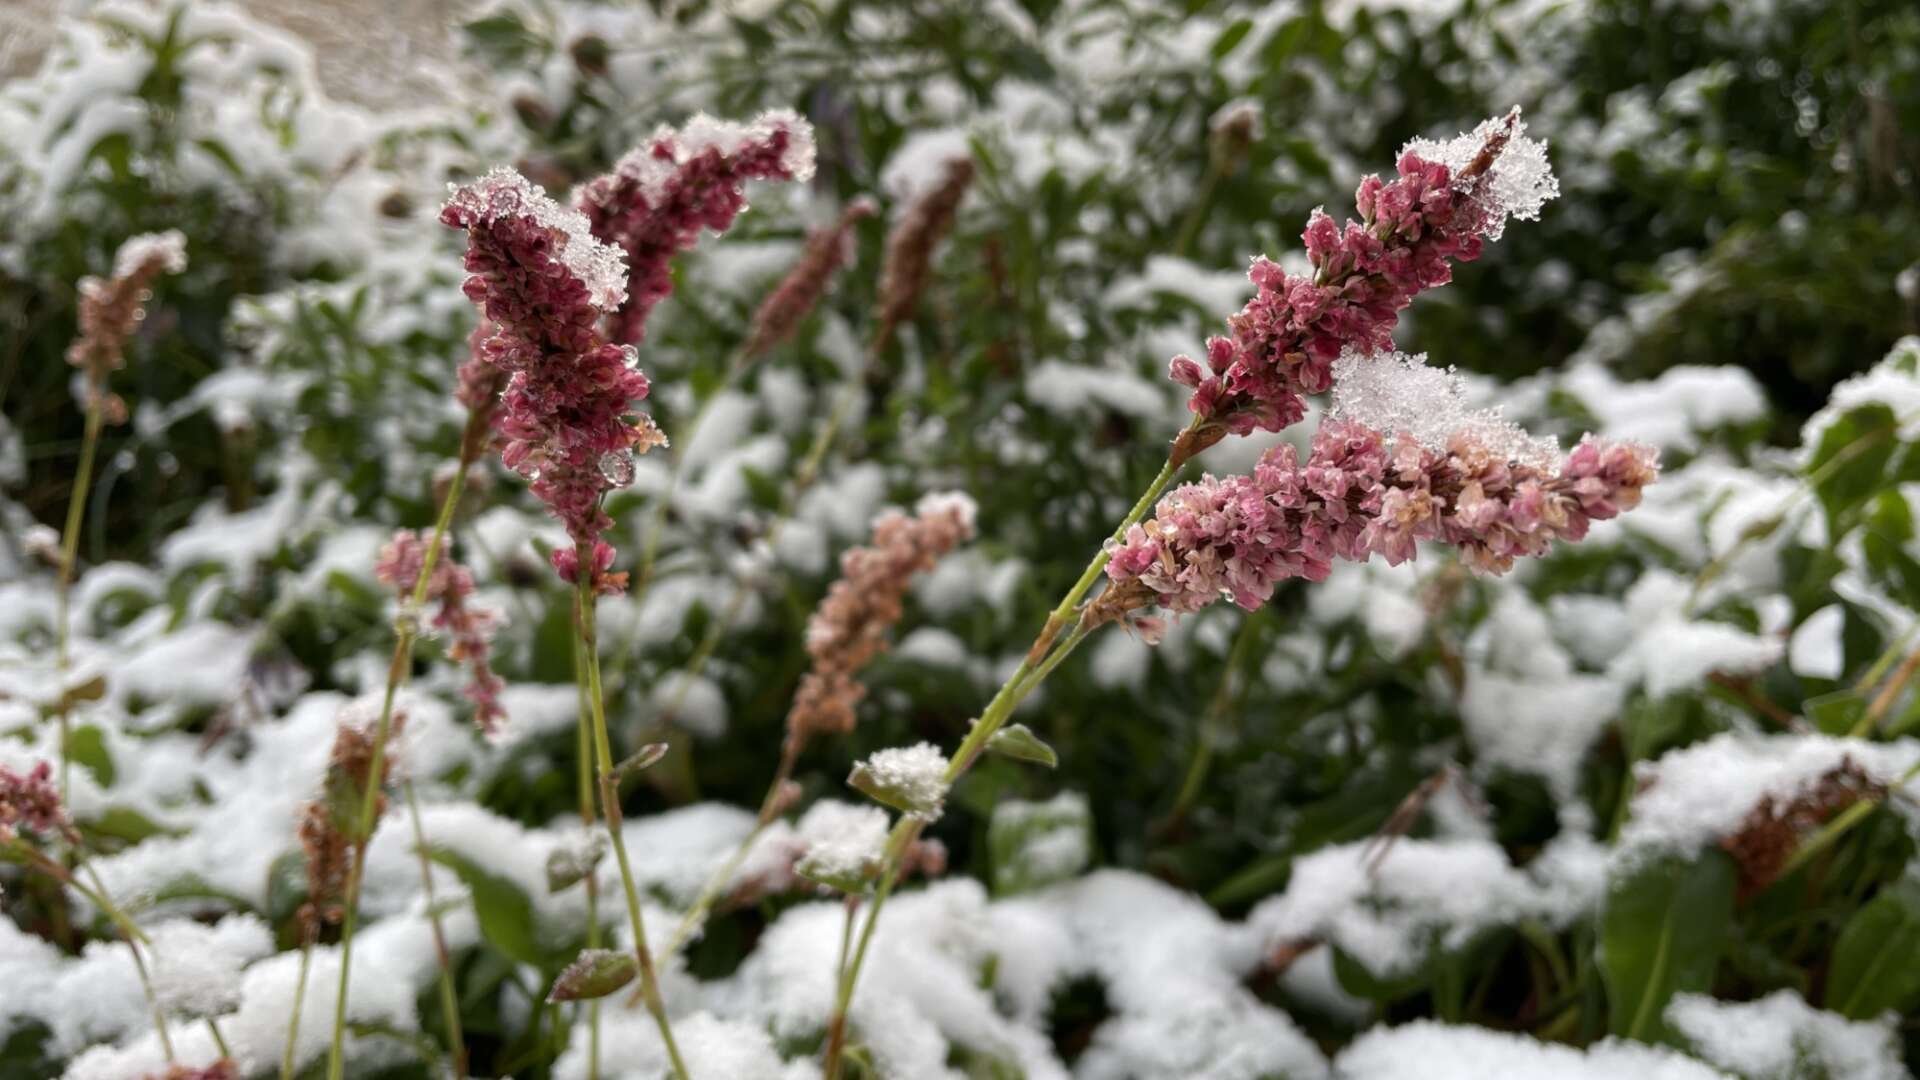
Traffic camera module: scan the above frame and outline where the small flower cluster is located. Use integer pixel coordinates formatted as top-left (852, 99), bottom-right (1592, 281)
top-left (740, 198), bottom-right (876, 361)
top-left (873, 157), bottom-right (976, 351)
top-left (443, 168), bottom-right (665, 590)
top-left (577, 110), bottom-right (817, 345)
top-left (66, 230), bottom-right (188, 424)
top-left (1171, 109), bottom-right (1557, 438)
top-left (785, 493), bottom-right (977, 749)
top-left (0, 760), bottom-right (70, 846)
top-left (1101, 416), bottom-right (1656, 625)
top-left (373, 529), bottom-right (507, 736)
top-left (296, 701), bottom-right (406, 942)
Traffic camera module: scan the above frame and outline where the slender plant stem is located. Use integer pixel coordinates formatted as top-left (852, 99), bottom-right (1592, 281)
top-left (33, 849), bottom-right (175, 1062)
top-left (327, 467), bottom-right (468, 1080)
top-left (647, 380), bottom-right (861, 726)
top-left (1166, 610), bottom-right (1264, 826)
top-left (820, 895), bottom-right (862, 1069)
top-left (665, 734), bottom-right (805, 956)
top-left (576, 572), bottom-right (692, 1080)
top-left (821, 425), bottom-right (1195, 1078)
top-left (53, 402), bottom-right (105, 802)
top-left (403, 776), bottom-right (467, 1079)
top-left (1778, 757), bottom-right (1920, 881)
top-left (207, 1016), bottom-right (233, 1059)
top-left (283, 944), bottom-right (312, 1080)
top-left (631, 350), bottom-right (750, 599)
top-left (1855, 645), bottom-right (1920, 736)
top-left (573, 632), bottom-right (603, 1080)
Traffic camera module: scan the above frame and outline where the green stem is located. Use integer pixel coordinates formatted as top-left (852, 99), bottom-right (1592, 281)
top-left (1167, 610), bottom-right (1264, 826)
top-left (38, 850), bottom-right (174, 1062)
top-left (664, 735), bottom-right (805, 958)
top-left (54, 402), bottom-right (105, 803)
top-left (1778, 757), bottom-right (1920, 881)
top-left (207, 1016), bottom-right (232, 1059)
top-left (403, 777), bottom-right (467, 1079)
top-left (822, 425), bottom-right (1194, 1079)
top-left (577, 573), bottom-right (691, 1080)
top-left (631, 351), bottom-right (750, 600)
top-left (327, 467), bottom-right (468, 1080)
top-left (283, 944), bottom-right (312, 1080)
top-left (573, 629), bottom-right (603, 1080)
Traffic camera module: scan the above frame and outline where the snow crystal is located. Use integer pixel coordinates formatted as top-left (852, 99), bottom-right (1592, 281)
top-left (1606, 570), bottom-right (1783, 698)
top-left (1788, 604), bottom-right (1845, 680)
top-left (794, 799), bottom-right (891, 887)
top-left (1400, 107), bottom-right (1560, 242)
top-left (1803, 337), bottom-right (1920, 448)
top-left (616, 109), bottom-right (817, 204)
top-left (853, 742), bottom-right (951, 819)
top-left (148, 914), bottom-right (274, 1018)
top-left (915, 489), bottom-right (979, 534)
top-left (1248, 839), bottom-right (1539, 977)
top-left (1330, 348), bottom-right (1561, 471)
top-left (1667, 990), bottom-right (1906, 1080)
top-left (1617, 731), bottom-right (1920, 868)
top-left (443, 166), bottom-right (630, 310)
top-left (1335, 1020), bottom-right (1723, 1079)
top-left (111, 229), bottom-right (188, 277)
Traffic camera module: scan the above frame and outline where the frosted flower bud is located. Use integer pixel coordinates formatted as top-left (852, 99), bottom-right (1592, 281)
top-left (849, 742), bottom-right (951, 820)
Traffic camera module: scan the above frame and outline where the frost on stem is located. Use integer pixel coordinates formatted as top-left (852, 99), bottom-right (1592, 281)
top-left (1168, 108), bottom-right (1558, 438)
top-left (578, 109), bottom-right (817, 345)
top-left (295, 699), bottom-right (407, 942)
top-left (374, 529), bottom-right (508, 737)
top-left (849, 742), bottom-right (952, 820)
top-left (786, 492), bottom-right (977, 751)
top-left (67, 230), bottom-right (188, 425)
top-left (1097, 411), bottom-right (1656, 629)
top-left (443, 167), bottom-right (667, 593)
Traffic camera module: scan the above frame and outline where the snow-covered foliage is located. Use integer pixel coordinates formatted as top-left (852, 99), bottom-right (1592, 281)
top-left (4, 1), bottom-right (1920, 1078)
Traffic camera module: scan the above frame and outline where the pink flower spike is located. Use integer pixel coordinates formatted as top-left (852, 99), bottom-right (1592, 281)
top-left (0, 761), bottom-right (70, 845)
top-left (375, 530), bottom-right (509, 736)
top-left (443, 166), bottom-right (668, 583)
top-left (579, 109), bottom-right (818, 345)
top-left (1169, 109), bottom-right (1558, 438)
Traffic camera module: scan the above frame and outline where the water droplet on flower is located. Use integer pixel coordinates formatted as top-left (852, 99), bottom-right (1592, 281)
top-left (599, 451), bottom-right (635, 487)
top-left (619, 344), bottom-right (642, 371)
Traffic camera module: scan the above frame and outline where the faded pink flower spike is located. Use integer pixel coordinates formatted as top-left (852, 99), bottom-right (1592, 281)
top-left (741, 198), bottom-right (876, 361)
top-left (787, 493), bottom-right (977, 750)
top-left (874, 157), bottom-right (976, 352)
top-left (1171, 109), bottom-right (1557, 441)
top-left (442, 167), bottom-right (667, 593)
top-left (66, 230), bottom-right (188, 425)
top-left (578, 110), bottom-right (817, 346)
top-left (0, 760), bottom-right (71, 845)
top-left (1098, 415), bottom-right (1654, 627)
top-left (374, 530), bottom-right (508, 737)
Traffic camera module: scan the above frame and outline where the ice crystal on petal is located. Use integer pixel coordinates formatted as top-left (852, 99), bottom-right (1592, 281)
top-left (112, 230), bottom-right (188, 278)
top-left (443, 167), bottom-right (630, 310)
top-left (1330, 348), bottom-right (1560, 471)
top-left (851, 742), bottom-right (951, 819)
top-left (1401, 107), bottom-right (1559, 242)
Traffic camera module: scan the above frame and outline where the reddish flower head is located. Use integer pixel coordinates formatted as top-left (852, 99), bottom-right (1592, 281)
top-left (1173, 109), bottom-right (1558, 437)
top-left (578, 110), bottom-right (817, 346)
top-left (443, 167), bottom-right (667, 592)
top-left (375, 530), bottom-right (508, 737)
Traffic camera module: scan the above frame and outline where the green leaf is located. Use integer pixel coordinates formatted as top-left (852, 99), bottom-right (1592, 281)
top-left (985, 723), bottom-right (1057, 768)
top-left (430, 847), bottom-right (544, 969)
top-left (1827, 879), bottom-right (1920, 1019)
top-left (545, 835), bottom-right (606, 895)
top-left (1803, 689), bottom-right (1868, 736)
top-left (1600, 852), bottom-right (1737, 1043)
top-left (67, 724), bottom-right (114, 786)
top-left (547, 948), bottom-right (637, 1002)
top-left (1212, 18), bottom-right (1254, 58)
top-left (1807, 403), bottom-right (1897, 530)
